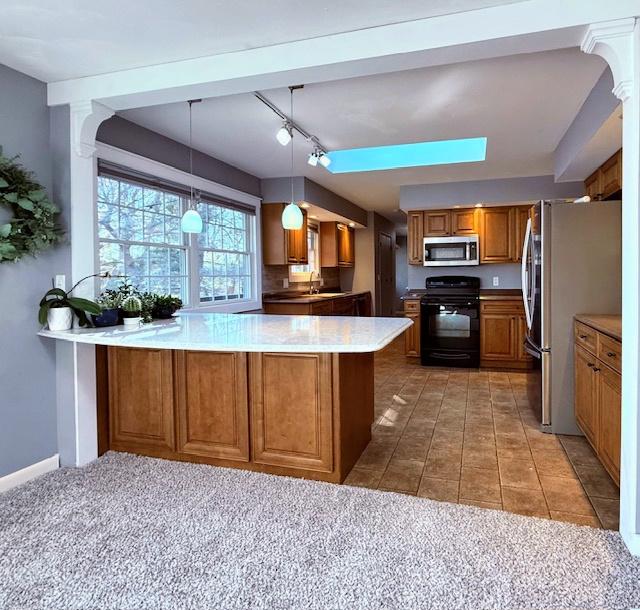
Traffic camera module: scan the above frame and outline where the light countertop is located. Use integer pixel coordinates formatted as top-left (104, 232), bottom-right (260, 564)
top-left (574, 314), bottom-right (622, 341)
top-left (38, 313), bottom-right (412, 353)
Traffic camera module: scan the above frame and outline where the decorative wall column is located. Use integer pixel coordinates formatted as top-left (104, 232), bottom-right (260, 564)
top-left (582, 18), bottom-right (640, 555)
top-left (57, 101), bottom-right (113, 467)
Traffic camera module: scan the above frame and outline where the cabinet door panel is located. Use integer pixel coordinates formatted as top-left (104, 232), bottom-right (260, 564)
top-left (250, 353), bottom-right (333, 472)
top-left (516, 315), bottom-right (533, 362)
top-left (407, 211), bottom-right (424, 264)
top-left (480, 314), bottom-right (516, 360)
top-left (108, 347), bottom-right (175, 451)
top-left (513, 206), bottom-right (532, 263)
top-left (176, 351), bottom-right (249, 461)
top-left (451, 209), bottom-right (477, 235)
top-left (598, 364), bottom-right (621, 484)
top-left (601, 150), bottom-right (622, 199)
top-left (585, 170), bottom-right (602, 201)
top-left (480, 207), bottom-right (513, 263)
top-left (574, 344), bottom-right (598, 448)
top-left (404, 312), bottom-right (420, 357)
top-left (424, 211), bottom-right (450, 236)
top-left (337, 225), bottom-right (354, 267)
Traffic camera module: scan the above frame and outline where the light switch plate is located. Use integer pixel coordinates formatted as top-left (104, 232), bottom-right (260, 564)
top-left (282, 278), bottom-right (289, 288)
top-left (54, 274), bottom-right (66, 290)
top-left (320, 278), bottom-right (325, 287)
top-left (492, 276), bottom-right (499, 287)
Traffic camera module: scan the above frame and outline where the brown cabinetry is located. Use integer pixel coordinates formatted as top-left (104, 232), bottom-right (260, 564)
top-left (512, 206), bottom-right (531, 263)
top-left (479, 298), bottom-right (532, 369)
top-left (262, 202), bottom-right (308, 265)
top-left (108, 347), bottom-right (175, 452)
top-left (175, 351), bottom-right (249, 462)
top-left (584, 149), bottom-right (622, 201)
top-left (573, 319), bottom-right (621, 485)
top-left (407, 211), bottom-right (424, 264)
top-left (263, 292), bottom-right (371, 317)
top-left (403, 298), bottom-right (421, 357)
top-left (479, 207), bottom-right (514, 263)
top-left (451, 208), bottom-right (478, 235)
top-left (250, 352), bottom-right (334, 472)
top-left (320, 222), bottom-right (354, 267)
top-left (424, 210), bottom-right (451, 236)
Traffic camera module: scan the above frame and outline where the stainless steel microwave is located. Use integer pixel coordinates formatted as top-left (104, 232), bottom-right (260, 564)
top-left (423, 235), bottom-right (479, 266)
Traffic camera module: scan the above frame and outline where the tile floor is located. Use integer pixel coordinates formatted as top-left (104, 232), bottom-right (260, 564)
top-left (344, 337), bottom-right (620, 529)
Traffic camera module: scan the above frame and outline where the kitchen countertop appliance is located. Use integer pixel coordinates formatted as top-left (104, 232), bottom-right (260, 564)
top-left (521, 199), bottom-right (621, 433)
top-left (420, 276), bottom-right (480, 368)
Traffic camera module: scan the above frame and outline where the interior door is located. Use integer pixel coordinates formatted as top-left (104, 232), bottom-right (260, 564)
top-left (377, 231), bottom-right (394, 316)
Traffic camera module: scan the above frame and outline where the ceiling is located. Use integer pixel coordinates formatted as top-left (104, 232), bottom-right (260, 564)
top-left (0, 0), bottom-right (524, 82)
top-left (120, 48), bottom-right (605, 218)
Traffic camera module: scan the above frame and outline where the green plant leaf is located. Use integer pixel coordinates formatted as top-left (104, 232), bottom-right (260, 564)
top-left (0, 224), bottom-right (11, 238)
top-left (28, 189), bottom-right (46, 201)
top-left (0, 178), bottom-right (8, 188)
top-left (17, 198), bottom-right (34, 211)
top-left (3, 192), bottom-right (18, 203)
top-left (66, 297), bottom-right (101, 314)
top-left (38, 303), bottom-right (50, 325)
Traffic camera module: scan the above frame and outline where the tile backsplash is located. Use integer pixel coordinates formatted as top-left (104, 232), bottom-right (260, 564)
top-left (262, 265), bottom-right (341, 293)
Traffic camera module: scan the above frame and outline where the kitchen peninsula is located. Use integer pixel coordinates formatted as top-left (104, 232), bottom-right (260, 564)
top-left (39, 313), bottom-right (410, 483)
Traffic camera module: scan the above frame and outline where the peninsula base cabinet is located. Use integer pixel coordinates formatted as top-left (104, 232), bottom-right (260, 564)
top-left (99, 346), bottom-right (374, 483)
top-left (573, 320), bottom-right (621, 485)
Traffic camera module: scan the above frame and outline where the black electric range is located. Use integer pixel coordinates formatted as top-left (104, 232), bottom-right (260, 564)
top-left (420, 276), bottom-right (480, 368)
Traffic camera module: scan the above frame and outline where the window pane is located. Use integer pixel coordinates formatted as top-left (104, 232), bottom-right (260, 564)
top-left (97, 204), bottom-right (119, 239)
top-left (165, 194), bottom-right (180, 216)
top-left (120, 209), bottom-right (144, 241)
top-left (120, 182), bottom-right (143, 209)
top-left (165, 216), bottom-right (181, 245)
top-left (144, 212), bottom-right (165, 243)
top-left (143, 188), bottom-right (163, 214)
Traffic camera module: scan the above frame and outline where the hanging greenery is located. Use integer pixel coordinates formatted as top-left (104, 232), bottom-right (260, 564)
top-left (0, 147), bottom-right (64, 263)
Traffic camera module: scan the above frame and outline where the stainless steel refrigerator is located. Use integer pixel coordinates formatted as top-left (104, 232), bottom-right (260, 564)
top-left (521, 199), bottom-right (621, 434)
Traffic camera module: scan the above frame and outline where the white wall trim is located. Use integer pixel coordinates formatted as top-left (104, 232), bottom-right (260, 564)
top-left (0, 454), bottom-right (59, 494)
top-left (95, 142), bottom-right (262, 208)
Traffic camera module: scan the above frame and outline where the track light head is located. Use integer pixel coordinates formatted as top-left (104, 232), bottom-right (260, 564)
top-left (307, 152), bottom-right (319, 167)
top-left (276, 122), bottom-right (292, 146)
top-left (318, 152), bottom-right (332, 168)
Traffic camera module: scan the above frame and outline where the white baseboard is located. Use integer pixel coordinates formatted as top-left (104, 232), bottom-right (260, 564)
top-left (0, 454), bottom-right (59, 493)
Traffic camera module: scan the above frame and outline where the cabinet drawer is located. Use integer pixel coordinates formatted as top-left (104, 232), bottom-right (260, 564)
top-left (404, 299), bottom-right (420, 313)
top-left (480, 300), bottom-right (523, 315)
top-left (598, 333), bottom-right (621, 373)
top-left (311, 301), bottom-right (334, 315)
top-left (574, 322), bottom-right (598, 355)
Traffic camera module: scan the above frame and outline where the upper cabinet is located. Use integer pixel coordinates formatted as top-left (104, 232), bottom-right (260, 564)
top-left (320, 222), bottom-right (354, 268)
top-left (262, 203), bottom-right (308, 265)
top-left (407, 204), bottom-right (532, 266)
top-left (585, 149), bottom-right (622, 201)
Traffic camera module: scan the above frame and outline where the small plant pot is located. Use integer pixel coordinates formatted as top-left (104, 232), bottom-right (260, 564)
top-left (47, 306), bottom-right (73, 331)
top-left (153, 306), bottom-right (175, 320)
top-left (122, 316), bottom-right (141, 328)
top-left (91, 308), bottom-right (120, 328)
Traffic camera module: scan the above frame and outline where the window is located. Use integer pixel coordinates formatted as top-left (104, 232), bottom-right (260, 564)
top-left (97, 176), bottom-right (188, 298)
top-left (197, 201), bottom-right (252, 303)
top-left (97, 171), bottom-right (256, 307)
top-left (289, 227), bottom-right (320, 283)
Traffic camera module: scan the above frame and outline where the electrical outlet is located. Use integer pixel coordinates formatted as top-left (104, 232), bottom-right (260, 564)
top-left (320, 278), bottom-right (324, 287)
top-left (492, 276), bottom-right (499, 287)
top-left (54, 274), bottom-right (66, 290)
top-left (282, 278), bottom-right (289, 289)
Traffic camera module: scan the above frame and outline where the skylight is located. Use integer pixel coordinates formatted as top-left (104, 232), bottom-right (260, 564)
top-left (325, 137), bottom-right (487, 173)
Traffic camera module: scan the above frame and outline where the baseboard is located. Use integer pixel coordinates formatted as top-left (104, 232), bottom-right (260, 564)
top-left (0, 454), bottom-right (59, 493)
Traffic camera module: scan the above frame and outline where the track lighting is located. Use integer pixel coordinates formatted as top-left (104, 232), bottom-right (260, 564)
top-left (276, 122), bottom-right (292, 146)
top-left (307, 152), bottom-right (319, 167)
top-left (318, 152), bottom-right (331, 168)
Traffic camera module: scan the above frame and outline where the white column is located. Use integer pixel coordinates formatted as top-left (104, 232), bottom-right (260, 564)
top-left (583, 18), bottom-right (640, 555)
top-left (57, 101), bottom-right (113, 467)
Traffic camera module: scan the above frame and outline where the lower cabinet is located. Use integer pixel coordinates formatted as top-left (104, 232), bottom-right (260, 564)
top-left (403, 298), bottom-right (421, 357)
top-left (108, 347), bottom-right (175, 452)
top-left (479, 299), bottom-right (532, 369)
top-left (573, 320), bottom-right (621, 485)
top-left (263, 292), bottom-right (371, 316)
top-left (250, 353), bottom-right (333, 472)
top-left (175, 351), bottom-right (249, 462)
top-left (104, 346), bottom-right (372, 483)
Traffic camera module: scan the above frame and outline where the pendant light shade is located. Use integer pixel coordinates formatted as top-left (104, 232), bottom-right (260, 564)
top-left (281, 202), bottom-right (303, 230)
top-left (181, 99), bottom-right (203, 234)
top-left (181, 208), bottom-right (203, 233)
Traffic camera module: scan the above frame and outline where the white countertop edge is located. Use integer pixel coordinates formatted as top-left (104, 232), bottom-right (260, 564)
top-left (37, 315), bottom-right (412, 354)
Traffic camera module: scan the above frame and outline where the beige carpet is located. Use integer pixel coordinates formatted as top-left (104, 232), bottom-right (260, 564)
top-left (1, 452), bottom-right (639, 609)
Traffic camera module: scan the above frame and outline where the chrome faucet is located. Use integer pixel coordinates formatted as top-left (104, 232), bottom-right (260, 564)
top-left (309, 272), bottom-right (319, 295)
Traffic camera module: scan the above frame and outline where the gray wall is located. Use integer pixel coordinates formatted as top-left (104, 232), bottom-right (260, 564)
top-left (97, 115), bottom-right (261, 197)
top-left (0, 64), bottom-right (71, 477)
top-left (395, 235), bottom-right (408, 312)
top-left (407, 262), bottom-right (521, 289)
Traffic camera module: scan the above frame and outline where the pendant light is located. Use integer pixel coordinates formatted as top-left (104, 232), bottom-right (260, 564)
top-left (281, 87), bottom-right (303, 230)
top-left (181, 100), bottom-right (203, 234)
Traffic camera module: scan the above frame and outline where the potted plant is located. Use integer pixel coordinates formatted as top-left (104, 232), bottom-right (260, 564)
top-left (139, 292), bottom-right (156, 324)
top-left (92, 291), bottom-right (121, 327)
top-left (121, 295), bottom-right (142, 327)
top-left (39, 288), bottom-right (101, 331)
top-left (153, 294), bottom-right (183, 319)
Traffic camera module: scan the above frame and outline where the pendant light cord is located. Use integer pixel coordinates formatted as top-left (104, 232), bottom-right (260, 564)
top-left (290, 87), bottom-right (294, 204)
top-left (189, 100), bottom-right (194, 211)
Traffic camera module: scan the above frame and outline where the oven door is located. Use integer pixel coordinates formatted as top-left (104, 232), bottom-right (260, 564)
top-left (423, 236), bottom-right (479, 266)
top-left (420, 297), bottom-right (480, 366)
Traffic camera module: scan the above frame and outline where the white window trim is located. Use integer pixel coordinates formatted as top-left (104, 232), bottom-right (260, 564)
top-left (95, 142), bottom-right (263, 313)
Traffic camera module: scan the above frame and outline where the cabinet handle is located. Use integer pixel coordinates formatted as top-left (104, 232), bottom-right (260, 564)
top-left (593, 367), bottom-right (601, 372)
top-left (587, 363), bottom-right (595, 368)
top-left (607, 351), bottom-right (616, 357)
top-left (579, 334), bottom-right (588, 339)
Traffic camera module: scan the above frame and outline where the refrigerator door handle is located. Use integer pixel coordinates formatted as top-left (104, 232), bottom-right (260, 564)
top-left (521, 217), bottom-right (533, 330)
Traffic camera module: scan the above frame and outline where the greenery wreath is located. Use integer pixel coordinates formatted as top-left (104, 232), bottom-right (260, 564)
top-left (0, 147), bottom-right (64, 263)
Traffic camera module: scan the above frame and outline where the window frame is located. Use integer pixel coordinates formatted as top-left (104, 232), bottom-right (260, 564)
top-left (289, 225), bottom-right (321, 283)
top-left (95, 143), bottom-right (262, 313)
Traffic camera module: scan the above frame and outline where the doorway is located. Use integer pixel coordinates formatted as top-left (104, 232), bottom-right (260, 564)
top-left (377, 231), bottom-right (394, 317)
